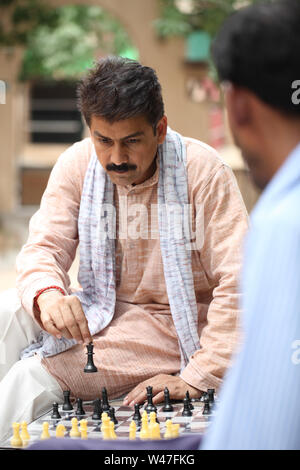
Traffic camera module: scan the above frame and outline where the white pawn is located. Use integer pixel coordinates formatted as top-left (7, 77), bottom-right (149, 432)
top-left (10, 422), bottom-right (22, 447)
top-left (140, 411), bottom-right (149, 440)
top-left (109, 420), bottom-right (117, 440)
top-left (164, 419), bottom-right (173, 439)
top-left (79, 419), bottom-right (88, 440)
top-left (70, 417), bottom-right (81, 438)
top-left (20, 421), bottom-right (30, 445)
top-left (129, 421), bottom-right (137, 440)
top-left (40, 422), bottom-right (51, 440)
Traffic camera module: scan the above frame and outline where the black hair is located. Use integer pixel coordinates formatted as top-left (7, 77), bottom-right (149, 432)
top-left (212, 0), bottom-right (300, 116)
top-left (77, 56), bottom-right (165, 130)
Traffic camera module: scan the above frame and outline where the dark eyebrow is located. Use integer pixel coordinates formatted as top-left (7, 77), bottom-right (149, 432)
top-left (93, 130), bottom-right (144, 141)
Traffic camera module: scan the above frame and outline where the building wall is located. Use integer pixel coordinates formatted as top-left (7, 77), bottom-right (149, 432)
top-left (0, 0), bottom-right (259, 215)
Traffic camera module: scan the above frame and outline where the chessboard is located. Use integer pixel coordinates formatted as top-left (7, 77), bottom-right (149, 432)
top-left (0, 389), bottom-right (216, 449)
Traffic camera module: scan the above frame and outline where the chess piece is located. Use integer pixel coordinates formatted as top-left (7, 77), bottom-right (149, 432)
top-left (79, 419), bottom-right (88, 439)
top-left (149, 411), bottom-right (157, 434)
top-left (20, 421), bottom-right (30, 444)
top-left (185, 391), bottom-right (194, 410)
top-left (108, 407), bottom-right (118, 425)
top-left (10, 422), bottom-right (23, 447)
top-left (70, 417), bottom-right (81, 438)
top-left (101, 414), bottom-right (111, 440)
top-left (144, 386), bottom-right (157, 413)
top-left (92, 398), bottom-right (103, 420)
top-left (40, 422), bottom-right (50, 440)
top-left (171, 423), bottom-right (180, 438)
top-left (75, 398), bottom-right (86, 416)
top-left (56, 423), bottom-right (66, 438)
top-left (102, 387), bottom-right (110, 411)
top-left (202, 396), bottom-right (211, 415)
top-left (140, 411), bottom-right (149, 439)
top-left (164, 419), bottom-right (173, 439)
top-left (62, 390), bottom-right (73, 411)
top-left (51, 402), bottom-right (61, 419)
top-left (133, 403), bottom-right (142, 426)
top-left (129, 421), bottom-right (137, 440)
top-left (109, 421), bottom-right (117, 439)
top-left (84, 342), bottom-right (98, 373)
top-left (162, 387), bottom-right (174, 412)
top-left (150, 422), bottom-right (161, 440)
top-left (182, 396), bottom-right (193, 417)
top-left (207, 388), bottom-right (215, 407)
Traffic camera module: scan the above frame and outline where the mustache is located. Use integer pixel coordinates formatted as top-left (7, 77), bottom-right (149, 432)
top-left (106, 163), bottom-right (137, 172)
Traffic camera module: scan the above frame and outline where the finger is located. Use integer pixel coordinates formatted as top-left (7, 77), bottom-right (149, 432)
top-left (152, 390), bottom-right (165, 405)
top-left (50, 309), bottom-right (73, 340)
top-left (123, 384), bottom-right (147, 406)
top-left (70, 299), bottom-right (92, 344)
top-left (41, 313), bottom-right (63, 339)
top-left (60, 303), bottom-right (85, 343)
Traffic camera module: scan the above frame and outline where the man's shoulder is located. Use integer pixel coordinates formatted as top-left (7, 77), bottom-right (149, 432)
top-left (183, 136), bottom-right (229, 194)
top-left (254, 183), bottom-right (300, 234)
top-left (58, 137), bottom-right (93, 168)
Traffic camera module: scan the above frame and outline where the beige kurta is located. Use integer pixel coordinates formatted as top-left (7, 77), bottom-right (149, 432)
top-left (15, 136), bottom-right (248, 400)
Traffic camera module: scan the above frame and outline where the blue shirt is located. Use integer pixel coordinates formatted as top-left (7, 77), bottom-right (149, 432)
top-left (201, 142), bottom-right (300, 450)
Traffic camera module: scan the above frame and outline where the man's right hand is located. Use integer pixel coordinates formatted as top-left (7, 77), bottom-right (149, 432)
top-left (37, 290), bottom-right (92, 344)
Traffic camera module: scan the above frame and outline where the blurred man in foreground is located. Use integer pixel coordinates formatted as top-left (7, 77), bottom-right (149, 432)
top-left (202, 0), bottom-right (300, 450)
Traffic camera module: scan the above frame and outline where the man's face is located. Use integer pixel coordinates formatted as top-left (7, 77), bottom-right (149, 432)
top-left (224, 85), bottom-right (270, 191)
top-left (90, 115), bottom-right (167, 187)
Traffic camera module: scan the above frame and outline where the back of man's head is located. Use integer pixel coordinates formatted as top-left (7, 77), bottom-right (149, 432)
top-left (212, 0), bottom-right (300, 117)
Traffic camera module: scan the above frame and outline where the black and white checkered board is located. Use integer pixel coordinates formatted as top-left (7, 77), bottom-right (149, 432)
top-left (1, 398), bottom-right (215, 449)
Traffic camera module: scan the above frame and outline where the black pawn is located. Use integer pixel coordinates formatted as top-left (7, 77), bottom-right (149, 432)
top-left (182, 396), bottom-right (193, 417)
top-left (102, 387), bottom-right (110, 411)
top-left (185, 391), bottom-right (194, 410)
top-left (133, 403), bottom-right (142, 426)
top-left (207, 389), bottom-right (215, 407)
top-left (75, 398), bottom-right (85, 416)
top-left (144, 386), bottom-right (157, 413)
top-left (108, 407), bottom-right (118, 425)
top-left (200, 392), bottom-right (208, 402)
top-left (51, 402), bottom-right (61, 419)
top-left (62, 390), bottom-right (73, 411)
top-left (92, 398), bottom-right (102, 420)
top-left (84, 342), bottom-right (98, 373)
top-left (202, 396), bottom-right (211, 415)
top-left (162, 387), bottom-right (174, 412)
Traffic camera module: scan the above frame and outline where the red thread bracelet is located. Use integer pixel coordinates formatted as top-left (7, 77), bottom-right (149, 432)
top-left (34, 285), bottom-right (65, 312)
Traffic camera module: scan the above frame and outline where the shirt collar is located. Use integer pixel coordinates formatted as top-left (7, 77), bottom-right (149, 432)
top-left (117, 155), bottom-right (160, 195)
top-left (251, 140), bottom-right (300, 224)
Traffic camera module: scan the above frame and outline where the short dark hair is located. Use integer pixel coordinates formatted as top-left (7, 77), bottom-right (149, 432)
top-left (212, 0), bottom-right (300, 116)
top-left (77, 56), bottom-right (165, 130)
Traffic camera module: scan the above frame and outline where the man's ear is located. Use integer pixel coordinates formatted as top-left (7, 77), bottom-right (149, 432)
top-left (156, 115), bottom-right (168, 144)
top-left (225, 85), bottom-right (252, 129)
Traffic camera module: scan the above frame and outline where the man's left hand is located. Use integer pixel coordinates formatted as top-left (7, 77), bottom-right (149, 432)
top-left (123, 374), bottom-right (202, 407)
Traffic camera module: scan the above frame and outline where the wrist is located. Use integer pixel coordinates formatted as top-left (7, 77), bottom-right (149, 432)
top-left (34, 286), bottom-right (65, 311)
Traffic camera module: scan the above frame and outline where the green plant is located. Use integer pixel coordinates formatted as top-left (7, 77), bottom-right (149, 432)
top-left (0, 0), bottom-right (59, 47)
top-left (154, 0), bottom-right (263, 38)
top-left (0, 3), bottom-right (139, 81)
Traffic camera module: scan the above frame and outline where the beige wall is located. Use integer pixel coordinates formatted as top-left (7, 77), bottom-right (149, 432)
top-left (49, 0), bottom-right (211, 140)
top-left (0, 0), bottom-right (258, 214)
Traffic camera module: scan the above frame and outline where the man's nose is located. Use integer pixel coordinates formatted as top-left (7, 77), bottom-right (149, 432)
top-left (110, 144), bottom-right (128, 166)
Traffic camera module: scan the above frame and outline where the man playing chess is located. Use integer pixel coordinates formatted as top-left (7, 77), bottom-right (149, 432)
top-left (0, 56), bottom-right (248, 441)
